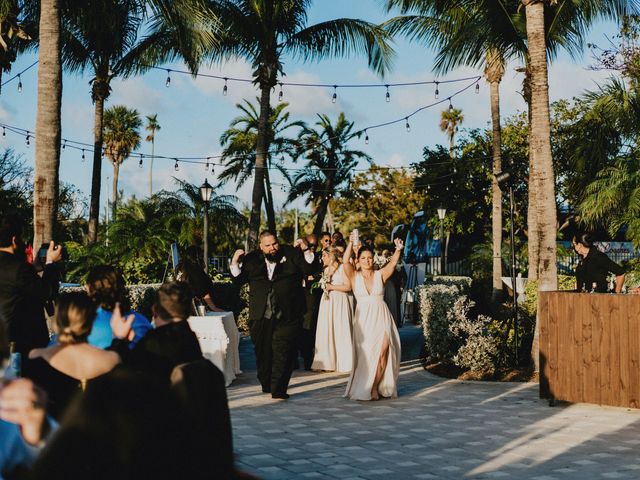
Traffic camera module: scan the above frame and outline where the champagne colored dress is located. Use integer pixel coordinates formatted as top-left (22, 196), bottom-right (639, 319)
top-left (344, 270), bottom-right (401, 400)
top-left (311, 265), bottom-right (354, 373)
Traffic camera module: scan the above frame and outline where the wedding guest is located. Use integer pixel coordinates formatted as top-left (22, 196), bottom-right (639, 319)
top-left (573, 234), bottom-right (625, 293)
top-left (331, 231), bottom-right (344, 247)
top-left (296, 234), bottom-right (322, 370)
top-left (311, 247), bottom-right (353, 373)
top-left (343, 233), bottom-right (403, 401)
top-left (319, 231), bottom-right (331, 250)
top-left (175, 245), bottom-right (222, 312)
top-left (230, 231), bottom-right (316, 399)
top-left (0, 215), bottom-right (61, 355)
top-left (378, 249), bottom-right (402, 327)
top-left (24, 292), bottom-right (121, 420)
top-left (85, 266), bottom-right (152, 349)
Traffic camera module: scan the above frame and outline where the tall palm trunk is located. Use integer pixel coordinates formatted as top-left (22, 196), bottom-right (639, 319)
top-left (524, 0), bottom-right (558, 371)
top-left (33, 0), bottom-right (62, 247)
top-left (149, 138), bottom-right (154, 197)
top-left (249, 84), bottom-right (272, 247)
top-left (448, 129), bottom-right (455, 159)
top-left (263, 163), bottom-right (277, 233)
top-left (486, 51), bottom-right (504, 302)
top-left (313, 198), bottom-right (329, 236)
top-left (112, 162), bottom-right (120, 217)
top-left (88, 95), bottom-right (106, 243)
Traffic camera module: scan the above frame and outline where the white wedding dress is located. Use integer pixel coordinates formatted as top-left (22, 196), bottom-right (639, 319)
top-left (344, 270), bottom-right (401, 400)
top-left (311, 265), bottom-right (354, 373)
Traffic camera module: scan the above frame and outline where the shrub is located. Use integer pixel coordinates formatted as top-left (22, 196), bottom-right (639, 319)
top-left (449, 303), bottom-right (499, 373)
top-left (523, 275), bottom-right (575, 318)
top-left (424, 275), bottom-right (472, 292)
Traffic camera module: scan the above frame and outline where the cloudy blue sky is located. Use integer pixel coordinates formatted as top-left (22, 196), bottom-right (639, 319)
top-left (1, 0), bottom-right (618, 217)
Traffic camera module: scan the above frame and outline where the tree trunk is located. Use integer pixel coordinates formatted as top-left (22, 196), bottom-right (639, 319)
top-left (313, 198), bottom-right (328, 236)
top-left (448, 131), bottom-right (455, 159)
top-left (525, 0), bottom-right (558, 371)
top-left (88, 95), bottom-right (106, 243)
top-left (248, 85), bottom-right (272, 248)
top-left (149, 138), bottom-right (154, 197)
top-left (33, 0), bottom-right (62, 247)
top-left (489, 78), bottom-right (503, 301)
top-left (263, 163), bottom-right (276, 233)
top-left (112, 162), bottom-right (120, 218)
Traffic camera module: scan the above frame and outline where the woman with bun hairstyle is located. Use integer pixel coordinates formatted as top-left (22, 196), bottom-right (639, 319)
top-left (24, 292), bottom-right (121, 420)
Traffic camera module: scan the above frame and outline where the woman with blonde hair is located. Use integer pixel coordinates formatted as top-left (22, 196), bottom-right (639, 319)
top-left (24, 292), bottom-right (121, 419)
top-left (311, 247), bottom-right (354, 373)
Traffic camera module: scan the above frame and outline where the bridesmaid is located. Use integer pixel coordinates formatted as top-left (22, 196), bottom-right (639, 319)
top-left (311, 248), bottom-right (354, 373)
top-left (343, 233), bottom-right (403, 401)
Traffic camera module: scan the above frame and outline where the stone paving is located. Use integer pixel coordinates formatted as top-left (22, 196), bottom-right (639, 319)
top-left (227, 326), bottom-right (640, 479)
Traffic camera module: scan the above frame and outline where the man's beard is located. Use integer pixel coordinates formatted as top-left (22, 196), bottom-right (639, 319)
top-left (264, 250), bottom-right (281, 263)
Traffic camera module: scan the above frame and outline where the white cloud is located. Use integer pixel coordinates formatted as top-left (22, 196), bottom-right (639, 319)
top-left (109, 77), bottom-right (169, 115)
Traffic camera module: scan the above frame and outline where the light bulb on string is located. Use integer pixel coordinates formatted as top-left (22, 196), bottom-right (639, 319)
top-left (174, 159), bottom-right (180, 171)
top-left (385, 85), bottom-right (390, 103)
top-left (17, 75), bottom-right (22, 93)
top-left (25, 134), bottom-right (30, 146)
top-left (405, 118), bottom-right (411, 133)
top-left (434, 82), bottom-right (439, 99)
top-left (62, 140), bottom-right (66, 150)
top-left (2, 127), bottom-right (6, 137)
top-left (139, 154), bottom-right (144, 168)
top-left (364, 130), bottom-right (369, 145)
top-left (475, 83), bottom-right (480, 94)
top-left (205, 158), bottom-right (210, 171)
top-left (81, 149), bottom-right (85, 161)
top-left (332, 85), bottom-right (337, 103)
top-left (448, 99), bottom-right (454, 113)
top-left (223, 78), bottom-right (228, 96)
top-left (278, 83), bottom-right (283, 102)
top-left (165, 69), bottom-right (171, 87)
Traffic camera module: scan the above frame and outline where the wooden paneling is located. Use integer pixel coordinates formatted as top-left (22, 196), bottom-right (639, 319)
top-left (539, 292), bottom-right (640, 409)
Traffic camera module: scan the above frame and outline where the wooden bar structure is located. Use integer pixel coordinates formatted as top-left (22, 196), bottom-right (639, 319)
top-left (539, 291), bottom-right (640, 409)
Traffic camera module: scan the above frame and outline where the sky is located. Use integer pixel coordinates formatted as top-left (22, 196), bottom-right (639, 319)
top-left (0, 0), bottom-right (620, 219)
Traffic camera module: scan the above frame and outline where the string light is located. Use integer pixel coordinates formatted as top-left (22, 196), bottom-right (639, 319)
top-left (205, 158), bottom-right (210, 171)
top-left (385, 85), bottom-right (390, 103)
top-left (62, 140), bottom-right (66, 150)
top-left (25, 134), bottom-right (30, 146)
top-left (139, 154), bottom-right (144, 168)
top-left (365, 130), bottom-right (369, 145)
top-left (2, 127), bottom-right (5, 137)
top-left (448, 99), bottom-right (454, 113)
top-left (174, 158), bottom-right (179, 171)
top-left (81, 149), bottom-right (85, 161)
top-left (165, 69), bottom-right (171, 88)
top-left (17, 75), bottom-right (22, 93)
top-left (278, 83), bottom-right (283, 102)
top-left (405, 118), bottom-right (411, 133)
top-left (223, 78), bottom-right (228, 96)
top-left (475, 82), bottom-right (480, 94)
top-left (332, 85), bottom-right (337, 103)
top-left (435, 82), bottom-right (439, 99)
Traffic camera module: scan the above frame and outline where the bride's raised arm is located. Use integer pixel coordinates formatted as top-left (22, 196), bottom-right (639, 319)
top-left (380, 238), bottom-right (404, 283)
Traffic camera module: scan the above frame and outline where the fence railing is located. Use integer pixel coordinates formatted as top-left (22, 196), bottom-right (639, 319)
top-left (208, 256), bottom-right (230, 274)
top-left (558, 252), bottom-right (638, 276)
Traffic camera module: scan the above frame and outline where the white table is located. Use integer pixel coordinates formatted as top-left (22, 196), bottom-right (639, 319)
top-left (501, 276), bottom-right (529, 304)
top-left (187, 311), bottom-right (241, 386)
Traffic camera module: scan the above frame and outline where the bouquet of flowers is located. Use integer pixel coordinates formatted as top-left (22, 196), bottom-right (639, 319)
top-left (311, 270), bottom-right (331, 300)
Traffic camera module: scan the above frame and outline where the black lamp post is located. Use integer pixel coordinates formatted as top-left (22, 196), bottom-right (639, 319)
top-left (495, 170), bottom-right (518, 363)
top-left (199, 179), bottom-right (213, 273)
top-left (437, 207), bottom-right (446, 275)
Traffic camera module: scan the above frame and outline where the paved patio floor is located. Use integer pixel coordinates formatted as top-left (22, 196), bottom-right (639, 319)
top-left (227, 326), bottom-right (640, 479)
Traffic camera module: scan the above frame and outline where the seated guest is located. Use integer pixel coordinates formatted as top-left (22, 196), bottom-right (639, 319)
top-left (175, 245), bottom-right (222, 312)
top-left (0, 322), bottom-right (53, 478)
top-left (109, 281), bottom-right (203, 379)
top-left (573, 234), bottom-right (625, 293)
top-left (85, 265), bottom-right (152, 349)
top-left (24, 292), bottom-right (121, 420)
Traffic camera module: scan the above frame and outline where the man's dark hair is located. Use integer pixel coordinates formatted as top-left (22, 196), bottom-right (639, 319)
top-left (319, 231), bottom-right (331, 239)
top-left (0, 215), bottom-right (23, 248)
top-left (573, 233), bottom-right (594, 249)
top-left (259, 230), bottom-right (277, 240)
top-left (86, 265), bottom-right (131, 312)
top-left (155, 281), bottom-right (193, 321)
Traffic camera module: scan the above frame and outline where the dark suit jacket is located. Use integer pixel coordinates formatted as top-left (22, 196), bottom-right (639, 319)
top-left (0, 252), bottom-right (59, 354)
top-left (232, 244), bottom-right (316, 323)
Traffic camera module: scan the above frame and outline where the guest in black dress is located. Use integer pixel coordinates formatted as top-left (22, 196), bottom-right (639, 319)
top-left (573, 234), bottom-right (626, 293)
top-left (24, 292), bottom-right (121, 420)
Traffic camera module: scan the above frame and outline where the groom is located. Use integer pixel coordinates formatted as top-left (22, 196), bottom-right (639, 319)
top-left (230, 231), bottom-right (317, 399)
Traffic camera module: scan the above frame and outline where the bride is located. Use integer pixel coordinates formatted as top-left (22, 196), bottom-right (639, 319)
top-left (343, 233), bottom-right (403, 401)
top-left (311, 247), bottom-right (354, 373)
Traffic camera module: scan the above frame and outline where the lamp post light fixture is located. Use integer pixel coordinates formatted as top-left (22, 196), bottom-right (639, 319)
top-left (495, 170), bottom-right (518, 364)
top-left (437, 207), bottom-right (447, 275)
top-left (199, 179), bottom-right (214, 273)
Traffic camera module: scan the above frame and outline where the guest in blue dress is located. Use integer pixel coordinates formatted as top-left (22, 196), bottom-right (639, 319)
top-left (85, 266), bottom-right (152, 349)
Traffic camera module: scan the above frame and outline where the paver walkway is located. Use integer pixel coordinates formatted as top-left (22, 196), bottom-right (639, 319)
top-left (228, 326), bottom-right (640, 479)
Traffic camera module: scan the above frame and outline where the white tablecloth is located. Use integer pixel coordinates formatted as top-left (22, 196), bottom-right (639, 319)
top-left (501, 276), bottom-right (529, 304)
top-left (187, 311), bottom-right (241, 386)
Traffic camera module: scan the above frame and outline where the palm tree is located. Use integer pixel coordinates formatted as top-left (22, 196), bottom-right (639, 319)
top-left (33, 0), bottom-right (62, 247)
top-left (219, 99), bottom-right (304, 233)
top-left (206, 0), bottom-right (394, 248)
top-left (63, 0), bottom-right (219, 243)
top-left (103, 105), bottom-right (141, 216)
top-left (288, 112), bottom-right (372, 235)
top-left (439, 108), bottom-right (464, 159)
top-left (145, 113), bottom-right (160, 196)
